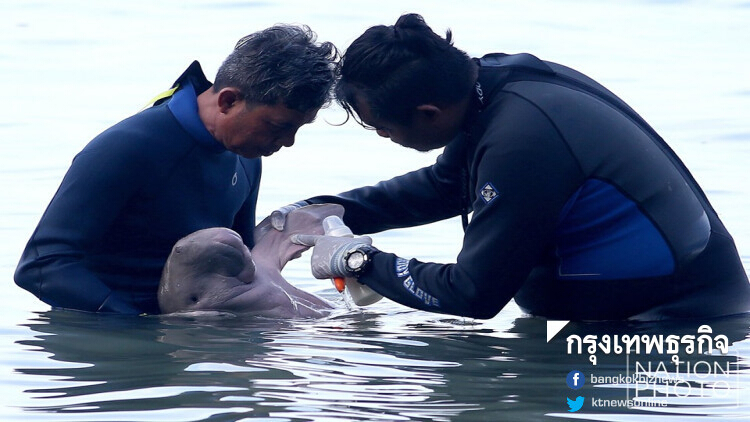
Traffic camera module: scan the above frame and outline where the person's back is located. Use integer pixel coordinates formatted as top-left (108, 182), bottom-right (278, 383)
top-left (469, 53), bottom-right (750, 319)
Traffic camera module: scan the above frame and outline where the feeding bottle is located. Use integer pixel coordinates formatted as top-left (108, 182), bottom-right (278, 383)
top-left (322, 216), bottom-right (383, 306)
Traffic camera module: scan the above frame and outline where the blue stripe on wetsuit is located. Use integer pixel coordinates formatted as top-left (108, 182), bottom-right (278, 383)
top-left (555, 179), bottom-right (675, 280)
top-left (168, 81), bottom-right (226, 152)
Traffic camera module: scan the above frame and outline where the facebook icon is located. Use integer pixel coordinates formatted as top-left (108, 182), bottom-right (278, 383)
top-left (566, 370), bottom-right (585, 390)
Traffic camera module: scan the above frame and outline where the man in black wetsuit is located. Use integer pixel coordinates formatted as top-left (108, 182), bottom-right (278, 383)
top-left (284, 13), bottom-right (750, 320)
top-left (15, 26), bottom-right (337, 314)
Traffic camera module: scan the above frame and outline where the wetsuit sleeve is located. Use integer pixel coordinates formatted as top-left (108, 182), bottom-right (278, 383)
top-left (306, 142), bottom-right (467, 235)
top-left (356, 97), bottom-right (584, 318)
top-left (14, 129), bottom-right (151, 313)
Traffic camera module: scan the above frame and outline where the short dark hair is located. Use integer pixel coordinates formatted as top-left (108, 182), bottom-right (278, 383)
top-left (214, 25), bottom-right (338, 112)
top-left (336, 13), bottom-right (475, 126)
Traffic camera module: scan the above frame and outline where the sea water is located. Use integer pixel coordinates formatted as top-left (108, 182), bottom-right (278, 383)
top-left (1, 1), bottom-right (749, 420)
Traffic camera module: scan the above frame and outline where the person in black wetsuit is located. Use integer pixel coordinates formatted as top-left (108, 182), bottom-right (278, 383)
top-left (283, 13), bottom-right (750, 321)
top-left (15, 26), bottom-right (337, 314)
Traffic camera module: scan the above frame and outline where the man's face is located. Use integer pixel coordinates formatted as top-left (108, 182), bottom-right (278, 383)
top-left (215, 102), bottom-right (318, 158)
top-left (354, 94), bottom-right (456, 152)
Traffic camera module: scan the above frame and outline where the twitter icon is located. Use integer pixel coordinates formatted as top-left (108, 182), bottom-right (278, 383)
top-left (567, 396), bottom-right (584, 412)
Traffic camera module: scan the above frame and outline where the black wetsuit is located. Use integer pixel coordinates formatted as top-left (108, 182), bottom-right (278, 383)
top-left (308, 53), bottom-right (750, 320)
top-left (15, 62), bottom-right (261, 314)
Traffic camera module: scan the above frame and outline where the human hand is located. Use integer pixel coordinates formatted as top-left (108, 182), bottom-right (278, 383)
top-left (291, 233), bottom-right (373, 279)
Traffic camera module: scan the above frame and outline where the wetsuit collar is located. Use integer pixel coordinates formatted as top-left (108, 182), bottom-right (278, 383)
top-left (473, 52), bottom-right (555, 102)
top-left (168, 80), bottom-right (225, 152)
top-left (167, 62), bottom-right (226, 153)
top-left (171, 60), bottom-right (213, 94)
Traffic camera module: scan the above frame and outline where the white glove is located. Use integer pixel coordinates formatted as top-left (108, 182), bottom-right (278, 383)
top-left (291, 233), bottom-right (373, 279)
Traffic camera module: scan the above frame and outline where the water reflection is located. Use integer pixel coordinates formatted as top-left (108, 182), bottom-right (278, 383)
top-left (17, 310), bottom-right (488, 421)
top-left (12, 309), bottom-right (749, 421)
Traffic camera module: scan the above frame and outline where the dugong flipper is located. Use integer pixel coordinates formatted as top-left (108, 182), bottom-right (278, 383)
top-left (158, 204), bottom-right (344, 317)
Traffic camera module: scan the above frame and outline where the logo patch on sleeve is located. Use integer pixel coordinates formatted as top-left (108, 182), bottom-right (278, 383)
top-left (395, 257), bottom-right (410, 278)
top-left (480, 182), bottom-right (499, 204)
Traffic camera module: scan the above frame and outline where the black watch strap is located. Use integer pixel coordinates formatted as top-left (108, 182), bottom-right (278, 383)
top-left (344, 245), bottom-right (379, 276)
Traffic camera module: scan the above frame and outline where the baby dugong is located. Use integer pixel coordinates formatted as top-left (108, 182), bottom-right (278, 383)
top-left (158, 204), bottom-right (344, 318)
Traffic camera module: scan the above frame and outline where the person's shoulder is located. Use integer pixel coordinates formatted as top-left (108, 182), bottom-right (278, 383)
top-left (78, 105), bottom-right (194, 166)
top-left (94, 105), bottom-right (190, 147)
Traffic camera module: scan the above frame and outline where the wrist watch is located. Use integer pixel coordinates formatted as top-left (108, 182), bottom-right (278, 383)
top-left (344, 245), bottom-right (378, 276)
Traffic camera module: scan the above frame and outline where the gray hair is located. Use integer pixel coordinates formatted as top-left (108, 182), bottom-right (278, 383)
top-left (214, 25), bottom-right (338, 112)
